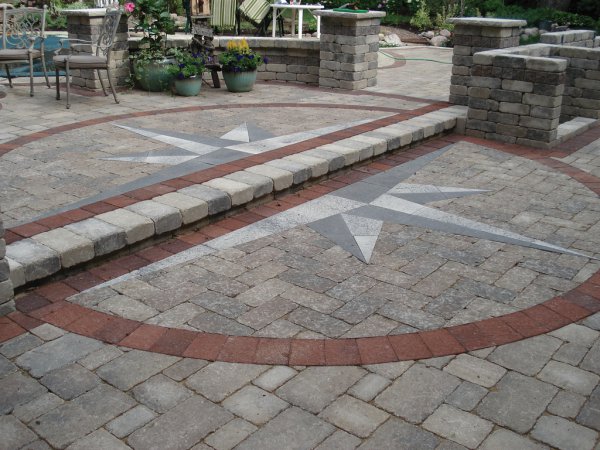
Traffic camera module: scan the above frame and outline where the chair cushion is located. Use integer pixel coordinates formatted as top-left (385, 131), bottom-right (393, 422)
top-left (53, 54), bottom-right (108, 69)
top-left (240, 0), bottom-right (271, 24)
top-left (0, 48), bottom-right (42, 61)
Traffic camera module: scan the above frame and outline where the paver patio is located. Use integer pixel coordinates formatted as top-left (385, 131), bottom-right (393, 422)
top-left (1, 45), bottom-right (600, 449)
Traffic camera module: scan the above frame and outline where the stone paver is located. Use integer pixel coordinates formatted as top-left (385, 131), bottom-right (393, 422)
top-left (476, 371), bottom-right (558, 433)
top-left (2, 45), bottom-right (600, 450)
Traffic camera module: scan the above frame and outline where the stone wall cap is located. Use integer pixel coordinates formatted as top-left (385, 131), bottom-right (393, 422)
top-left (59, 8), bottom-right (111, 17)
top-left (313, 10), bottom-right (386, 19)
top-left (447, 17), bottom-right (526, 27)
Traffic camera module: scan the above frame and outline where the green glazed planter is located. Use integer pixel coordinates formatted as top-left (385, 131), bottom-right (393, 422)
top-left (173, 77), bottom-right (202, 96)
top-left (134, 59), bottom-right (175, 92)
top-left (222, 70), bottom-right (257, 93)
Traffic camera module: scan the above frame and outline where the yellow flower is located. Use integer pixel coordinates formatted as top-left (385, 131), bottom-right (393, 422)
top-left (226, 38), bottom-right (251, 53)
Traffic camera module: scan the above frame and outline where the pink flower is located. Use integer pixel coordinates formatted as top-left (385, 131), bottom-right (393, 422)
top-left (124, 2), bottom-right (135, 13)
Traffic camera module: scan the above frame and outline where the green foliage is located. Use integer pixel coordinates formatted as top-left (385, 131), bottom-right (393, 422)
top-left (218, 39), bottom-right (264, 73)
top-left (410, 1), bottom-right (432, 30)
top-left (572, 0), bottom-right (600, 20)
top-left (47, 0), bottom-right (93, 30)
top-left (433, 2), bottom-right (459, 29)
top-left (129, 0), bottom-right (176, 58)
top-left (381, 13), bottom-right (412, 26)
top-left (167, 48), bottom-right (206, 79)
top-left (485, 3), bottom-right (599, 32)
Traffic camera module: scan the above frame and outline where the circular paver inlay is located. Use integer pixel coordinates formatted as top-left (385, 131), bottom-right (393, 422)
top-left (35, 138), bottom-right (598, 365)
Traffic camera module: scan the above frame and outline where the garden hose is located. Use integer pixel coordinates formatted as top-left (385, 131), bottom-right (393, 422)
top-left (378, 50), bottom-right (453, 65)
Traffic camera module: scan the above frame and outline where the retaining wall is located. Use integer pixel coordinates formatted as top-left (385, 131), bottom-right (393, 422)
top-left (540, 30), bottom-right (600, 48)
top-left (464, 43), bottom-right (600, 147)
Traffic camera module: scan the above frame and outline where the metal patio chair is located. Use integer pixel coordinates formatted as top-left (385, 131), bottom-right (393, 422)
top-left (0, 5), bottom-right (51, 97)
top-left (53, 9), bottom-right (121, 109)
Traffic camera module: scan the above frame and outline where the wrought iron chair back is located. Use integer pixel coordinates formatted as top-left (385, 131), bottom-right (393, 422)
top-left (0, 6), bottom-right (51, 96)
top-left (53, 9), bottom-right (122, 109)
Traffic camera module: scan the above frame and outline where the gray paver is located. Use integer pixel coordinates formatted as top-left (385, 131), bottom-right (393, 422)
top-left (422, 404), bottom-right (493, 449)
top-left (577, 385), bottom-right (600, 431)
top-left (11, 392), bottom-right (63, 424)
top-left (319, 394), bottom-right (389, 438)
top-left (30, 323), bottom-right (66, 341)
top-left (0, 371), bottom-right (47, 414)
top-left (65, 218), bottom-right (127, 256)
top-left (253, 366), bottom-right (297, 392)
top-left (40, 363), bottom-right (100, 400)
top-left (96, 350), bottom-right (180, 391)
top-left (0, 333), bottom-right (43, 359)
top-left (348, 372), bottom-right (391, 402)
top-left (479, 429), bottom-right (548, 450)
top-left (443, 354), bottom-right (506, 388)
top-left (32, 227), bottom-right (95, 268)
top-left (32, 384), bottom-right (136, 448)
top-left (162, 358), bottom-right (208, 382)
top-left (5, 239), bottom-right (60, 281)
top-left (185, 362), bottom-right (267, 402)
top-left (488, 335), bottom-right (562, 376)
top-left (222, 385), bottom-right (288, 425)
top-left (128, 396), bottom-right (233, 450)
top-left (538, 360), bottom-right (600, 395)
top-left (375, 364), bottom-right (460, 423)
top-left (276, 366), bottom-right (366, 414)
top-left (548, 390), bottom-right (587, 419)
top-left (204, 418), bottom-right (257, 450)
top-left (476, 371), bottom-right (558, 433)
top-left (132, 374), bottom-right (193, 413)
top-left (235, 407), bottom-right (335, 450)
top-left (315, 430), bottom-right (362, 450)
top-left (66, 429), bottom-right (132, 450)
top-left (0, 414), bottom-right (37, 450)
top-left (126, 200), bottom-right (183, 234)
top-left (358, 417), bottom-right (439, 450)
top-left (531, 415), bottom-right (597, 450)
top-left (106, 405), bottom-right (157, 438)
top-left (446, 381), bottom-right (488, 411)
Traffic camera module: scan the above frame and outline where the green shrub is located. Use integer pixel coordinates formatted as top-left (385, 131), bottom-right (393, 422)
top-left (410, 1), bottom-right (432, 30)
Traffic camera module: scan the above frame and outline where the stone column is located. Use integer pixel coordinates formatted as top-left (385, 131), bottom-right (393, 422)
top-left (0, 212), bottom-right (14, 315)
top-left (314, 10), bottom-right (385, 90)
top-left (447, 17), bottom-right (526, 105)
top-left (61, 9), bottom-right (130, 89)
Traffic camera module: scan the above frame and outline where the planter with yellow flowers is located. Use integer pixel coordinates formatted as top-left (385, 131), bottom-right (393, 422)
top-left (218, 39), bottom-right (265, 93)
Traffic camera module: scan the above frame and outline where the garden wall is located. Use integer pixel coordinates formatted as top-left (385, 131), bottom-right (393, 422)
top-left (540, 30), bottom-right (600, 48)
top-left (213, 37), bottom-right (320, 84)
top-left (463, 43), bottom-right (600, 148)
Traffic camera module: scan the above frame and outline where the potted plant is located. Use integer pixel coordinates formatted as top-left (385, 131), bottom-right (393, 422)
top-left (218, 39), bottom-right (265, 93)
top-left (167, 49), bottom-right (206, 96)
top-left (127, 0), bottom-right (177, 91)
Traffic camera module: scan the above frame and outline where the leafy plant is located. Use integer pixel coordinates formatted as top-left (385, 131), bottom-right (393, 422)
top-left (167, 48), bottom-right (206, 79)
top-left (410, 0), bottom-right (432, 30)
top-left (128, 0), bottom-right (176, 59)
top-left (218, 39), bottom-right (265, 72)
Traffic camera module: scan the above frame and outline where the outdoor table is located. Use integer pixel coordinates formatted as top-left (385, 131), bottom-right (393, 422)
top-left (270, 3), bottom-right (324, 39)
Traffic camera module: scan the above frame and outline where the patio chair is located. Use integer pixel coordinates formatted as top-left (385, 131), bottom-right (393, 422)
top-left (241, 0), bottom-right (284, 36)
top-left (53, 9), bottom-right (121, 109)
top-left (211, 0), bottom-right (238, 31)
top-left (0, 6), bottom-right (51, 97)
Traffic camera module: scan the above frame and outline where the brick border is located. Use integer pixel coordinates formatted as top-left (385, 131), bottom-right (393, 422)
top-left (2, 126), bottom-right (600, 365)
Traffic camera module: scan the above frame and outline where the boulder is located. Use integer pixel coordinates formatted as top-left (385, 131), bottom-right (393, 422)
top-left (384, 33), bottom-right (403, 46)
top-left (430, 35), bottom-right (448, 47)
top-left (439, 29), bottom-right (452, 38)
top-left (423, 31), bottom-right (435, 39)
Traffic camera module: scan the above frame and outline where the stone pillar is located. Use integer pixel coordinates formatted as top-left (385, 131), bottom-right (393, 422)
top-left (0, 212), bottom-right (14, 315)
top-left (61, 9), bottom-right (130, 90)
top-left (314, 10), bottom-right (385, 90)
top-left (447, 18), bottom-right (526, 105)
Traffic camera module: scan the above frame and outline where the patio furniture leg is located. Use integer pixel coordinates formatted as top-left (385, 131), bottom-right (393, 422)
top-left (65, 60), bottom-right (70, 109)
top-left (29, 55), bottom-right (34, 96)
top-left (55, 68), bottom-right (60, 100)
top-left (41, 52), bottom-right (51, 88)
top-left (106, 69), bottom-right (119, 104)
top-left (4, 65), bottom-right (12, 88)
top-left (97, 69), bottom-right (108, 96)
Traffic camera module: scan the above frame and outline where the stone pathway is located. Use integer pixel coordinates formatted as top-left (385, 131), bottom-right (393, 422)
top-left (2, 46), bottom-right (600, 449)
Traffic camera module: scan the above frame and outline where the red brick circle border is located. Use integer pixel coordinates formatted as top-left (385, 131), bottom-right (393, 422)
top-left (2, 121), bottom-right (600, 366)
